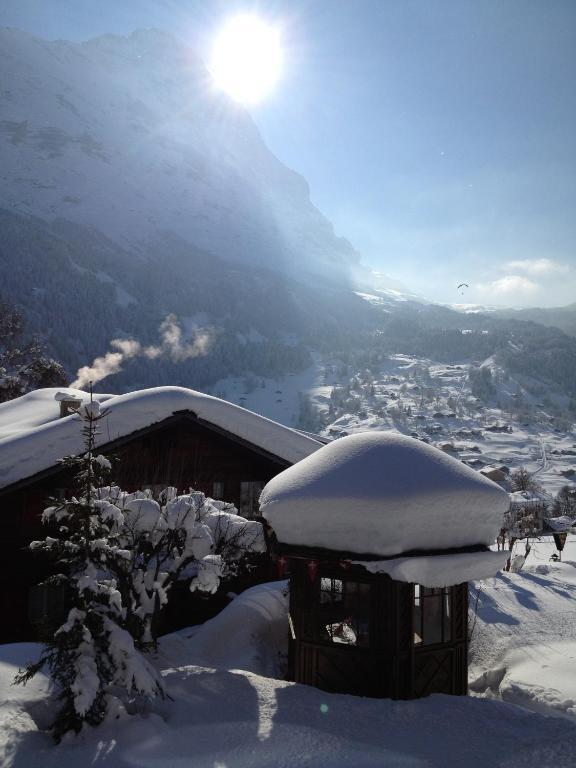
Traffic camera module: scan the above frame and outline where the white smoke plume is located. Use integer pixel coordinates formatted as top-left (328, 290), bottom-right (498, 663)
top-left (71, 314), bottom-right (214, 388)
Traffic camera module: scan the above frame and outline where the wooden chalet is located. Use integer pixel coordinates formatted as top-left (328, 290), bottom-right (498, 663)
top-left (0, 386), bottom-right (321, 642)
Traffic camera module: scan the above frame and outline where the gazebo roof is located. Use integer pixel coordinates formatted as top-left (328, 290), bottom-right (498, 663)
top-left (260, 432), bottom-right (510, 582)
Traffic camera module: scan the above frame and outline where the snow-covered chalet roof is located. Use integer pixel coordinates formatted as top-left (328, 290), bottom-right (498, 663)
top-left (543, 516), bottom-right (576, 533)
top-left (0, 387), bottom-right (322, 491)
top-left (509, 489), bottom-right (551, 507)
top-left (260, 432), bottom-right (511, 585)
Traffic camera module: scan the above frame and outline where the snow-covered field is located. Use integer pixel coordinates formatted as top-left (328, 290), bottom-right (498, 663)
top-left (208, 352), bottom-right (575, 499)
top-left (313, 354), bottom-right (574, 496)
top-left (210, 356), bottom-right (327, 427)
top-left (4, 568), bottom-right (576, 767)
top-left (471, 535), bottom-right (576, 720)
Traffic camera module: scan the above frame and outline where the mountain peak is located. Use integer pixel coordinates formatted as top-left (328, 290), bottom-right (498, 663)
top-left (0, 27), bottom-right (359, 281)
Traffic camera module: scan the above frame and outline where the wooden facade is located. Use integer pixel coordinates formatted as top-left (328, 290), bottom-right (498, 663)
top-left (0, 412), bottom-right (294, 643)
top-left (285, 549), bottom-right (468, 700)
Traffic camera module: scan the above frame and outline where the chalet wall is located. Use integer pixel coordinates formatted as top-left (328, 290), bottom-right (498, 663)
top-left (0, 415), bottom-right (289, 642)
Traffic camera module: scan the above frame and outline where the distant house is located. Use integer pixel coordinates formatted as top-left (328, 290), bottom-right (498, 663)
top-left (504, 489), bottom-right (551, 537)
top-left (0, 386), bottom-right (321, 642)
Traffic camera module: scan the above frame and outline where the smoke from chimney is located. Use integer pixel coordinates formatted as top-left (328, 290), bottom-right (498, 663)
top-left (70, 314), bottom-right (214, 388)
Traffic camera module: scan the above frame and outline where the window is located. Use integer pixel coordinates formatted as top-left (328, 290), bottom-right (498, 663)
top-left (212, 481), bottom-right (225, 500)
top-left (28, 578), bottom-right (68, 626)
top-left (320, 576), bottom-right (343, 604)
top-left (413, 585), bottom-right (452, 646)
top-left (239, 481), bottom-right (266, 518)
top-left (318, 577), bottom-right (370, 647)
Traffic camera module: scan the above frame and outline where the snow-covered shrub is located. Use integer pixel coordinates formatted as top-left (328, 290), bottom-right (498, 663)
top-left (15, 396), bottom-right (266, 740)
top-left (91, 484), bottom-right (266, 646)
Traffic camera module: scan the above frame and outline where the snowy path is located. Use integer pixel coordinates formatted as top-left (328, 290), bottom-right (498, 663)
top-left (533, 438), bottom-right (550, 479)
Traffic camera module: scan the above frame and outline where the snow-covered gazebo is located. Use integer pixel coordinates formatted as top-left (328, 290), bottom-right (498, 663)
top-left (259, 432), bottom-right (510, 700)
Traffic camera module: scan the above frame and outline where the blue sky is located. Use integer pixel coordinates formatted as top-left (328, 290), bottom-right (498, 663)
top-left (2, 0), bottom-right (575, 307)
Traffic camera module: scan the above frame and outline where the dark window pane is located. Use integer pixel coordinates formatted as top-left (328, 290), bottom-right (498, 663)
top-left (28, 580), bottom-right (68, 625)
top-left (423, 594), bottom-right (443, 645)
top-left (239, 481), bottom-right (266, 518)
top-left (415, 584), bottom-right (452, 646)
top-left (320, 577), bottom-right (343, 604)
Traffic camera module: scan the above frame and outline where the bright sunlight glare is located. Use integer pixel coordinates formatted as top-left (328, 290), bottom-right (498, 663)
top-left (210, 15), bottom-right (283, 104)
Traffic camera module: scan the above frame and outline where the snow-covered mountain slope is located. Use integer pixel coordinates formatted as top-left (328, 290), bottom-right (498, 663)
top-left (0, 205), bottom-right (378, 389)
top-left (0, 27), bottom-right (358, 278)
top-left (493, 304), bottom-right (576, 338)
top-left (3, 25), bottom-right (576, 416)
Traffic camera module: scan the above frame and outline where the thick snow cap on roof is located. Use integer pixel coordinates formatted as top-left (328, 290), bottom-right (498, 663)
top-left (353, 550), bottom-right (510, 588)
top-left (0, 387), bottom-right (321, 490)
top-left (260, 431), bottom-right (510, 559)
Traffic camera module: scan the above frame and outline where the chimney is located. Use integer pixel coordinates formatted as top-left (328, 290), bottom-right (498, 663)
top-left (54, 392), bottom-right (83, 418)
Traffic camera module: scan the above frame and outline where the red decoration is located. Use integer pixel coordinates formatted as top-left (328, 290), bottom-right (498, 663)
top-left (306, 559), bottom-right (319, 583)
top-left (553, 532), bottom-right (567, 552)
top-left (276, 555), bottom-right (288, 578)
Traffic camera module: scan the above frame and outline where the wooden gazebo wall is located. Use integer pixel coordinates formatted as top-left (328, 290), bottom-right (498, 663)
top-left (287, 556), bottom-right (468, 700)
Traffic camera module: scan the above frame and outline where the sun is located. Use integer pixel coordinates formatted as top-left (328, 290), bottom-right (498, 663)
top-left (210, 15), bottom-right (283, 105)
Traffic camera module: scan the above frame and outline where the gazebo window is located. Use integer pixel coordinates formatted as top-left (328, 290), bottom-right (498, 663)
top-left (318, 577), bottom-right (370, 647)
top-left (320, 576), bottom-right (343, 604)
top-left (413, 585), bottom-right (451, 646)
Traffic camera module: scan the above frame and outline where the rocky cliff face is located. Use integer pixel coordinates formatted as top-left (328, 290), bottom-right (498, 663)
top-left (0, 27), bottom-right (359, 279)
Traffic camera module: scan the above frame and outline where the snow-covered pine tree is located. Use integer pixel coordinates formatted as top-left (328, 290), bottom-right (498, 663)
top-left (0, 297), bottom-right (66, 402)
top-left (15, 396), bottom-right (164, 741)
top-left (16, 393), bottom-right (267, 740)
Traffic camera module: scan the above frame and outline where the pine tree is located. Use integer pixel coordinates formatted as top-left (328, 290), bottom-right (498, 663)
top-left (0, 297), bottom-right (66, 402)
top-left (15, 396), bottom-right (164, 740)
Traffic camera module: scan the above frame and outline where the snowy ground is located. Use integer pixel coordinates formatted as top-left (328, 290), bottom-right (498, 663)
top-left (209, 356), bottom-right (328, 427)
top-left (470, 534), bottom-right (576, 720)
top-left (4, 575), bottom-right (576, 767)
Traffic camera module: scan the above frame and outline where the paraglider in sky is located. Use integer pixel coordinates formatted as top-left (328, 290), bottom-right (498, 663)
top-left (457, 283), bottom-right (469, 295)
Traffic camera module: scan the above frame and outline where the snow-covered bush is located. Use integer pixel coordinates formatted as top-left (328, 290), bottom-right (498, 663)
top-left (90, 484), bottom-right (266, 646)
top-left (15, 396), bottom-right (266, 740)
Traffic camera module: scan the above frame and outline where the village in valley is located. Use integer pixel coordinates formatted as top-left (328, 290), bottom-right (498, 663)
top-left (1, 2), bottom-right (576, 766)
